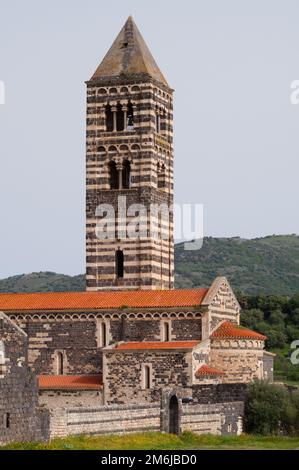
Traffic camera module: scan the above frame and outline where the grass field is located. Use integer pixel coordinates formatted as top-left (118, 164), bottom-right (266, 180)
top-left (1, 432), bottom-right (299, 450)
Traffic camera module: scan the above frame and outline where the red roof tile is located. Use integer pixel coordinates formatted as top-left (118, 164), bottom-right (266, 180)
top-left (38, 375), bottom-right (102, 390)
top-left (114, 341), bottom-right (200, 350)
top-left (0, 288), bottom-right (209, 311)
top-left (195, 365), bottom-right (225, 377)
top-left (211, 321), bottom-right (267, 341)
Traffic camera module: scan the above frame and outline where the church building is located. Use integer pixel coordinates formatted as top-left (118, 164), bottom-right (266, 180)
top-left (0, 17), bottom-right (274, 442)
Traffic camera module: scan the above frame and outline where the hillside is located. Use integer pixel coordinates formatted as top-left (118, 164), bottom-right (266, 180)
top-left (175, 234), bottom-right (299, 295)
top-left (0, 235), bottom-right (298, 295)
top-left (0, 272), bottom-right (85, 293)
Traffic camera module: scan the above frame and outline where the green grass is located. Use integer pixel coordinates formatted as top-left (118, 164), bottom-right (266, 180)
top-left (2, 432), bottom-right (299, 450)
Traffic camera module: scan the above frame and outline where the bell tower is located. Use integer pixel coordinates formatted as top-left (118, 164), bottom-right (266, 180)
top-left (86, 16), bottom-right (174, 291)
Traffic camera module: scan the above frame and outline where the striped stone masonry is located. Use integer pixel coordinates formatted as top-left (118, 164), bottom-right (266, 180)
top-left (85, 19), bottom-right (175, 291)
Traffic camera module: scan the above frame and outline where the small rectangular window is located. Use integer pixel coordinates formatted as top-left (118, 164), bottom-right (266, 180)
top-left (143, 364), bottom-right (152, 389)
top-left (101, 322), bottom-right (107, 347)
top-left (163, 322), bottom-right (170, 342)
top-left (4, 413), bottom-right (10, 429)
top-left (116, 250), bottom-right (124, 278)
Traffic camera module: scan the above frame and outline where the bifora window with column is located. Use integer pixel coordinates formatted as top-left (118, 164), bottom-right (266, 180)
top-left (109, 159), bottom-right (131, 189)
top-left (105, 102), bottom-right (134, 132)
top-left (157, 162), bottom-right (166, 189)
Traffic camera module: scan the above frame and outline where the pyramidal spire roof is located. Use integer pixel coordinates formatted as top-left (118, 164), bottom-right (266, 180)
top-left (90, 16), bottom-right (169, 87)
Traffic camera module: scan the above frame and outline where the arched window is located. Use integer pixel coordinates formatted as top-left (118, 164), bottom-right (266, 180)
top-left (157, 163), bottom-right (166, 189)
top-left (101, 322), bottom-right (107, 347)
top-left (109, 161), bottom-right (118, 189)
top-left (143, 365), bottom-right (151, 389)
top-left (105, 105), bottom-right (114, 131)
top-left (163, 322), bottom-right (170, 342)
top-left (116, 103), bottom-right (124, 131)
top-left (56, 352), bottom-right (64, 375)
top-left (115, 250), bottom-right (124, 278)
top-left (122, 160), bottom-right (131, 189)
top-left (127, 102), bottom-right (134, 130)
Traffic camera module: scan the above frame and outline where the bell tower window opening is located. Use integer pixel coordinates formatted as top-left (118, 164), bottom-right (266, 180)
top-left (127, 102), bottom-right (134, 130)
top-left (122, 160), bottom-right (131, 189)
top-left (109, 161), bottom-right (118, 189)
top-left (157, 163), bottom-right (166, 189)
top-left (116, 103), bottom-right (124, 131)
top-left (105, 105), bottom-right (114, 131)
top-left (116, 250), bottom-right (124, 278)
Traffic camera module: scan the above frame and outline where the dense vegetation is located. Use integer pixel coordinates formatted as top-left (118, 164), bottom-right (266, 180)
top-left (239, 294), bottom-right (299, 383)
top-left (0, 271), bottom-right (85, 293)
top-left (1, 235), bottom-right (298, 295)
top-left (175, 234), bottom-right (299, 295)
top-left (244, 382), bottom-right (299, 435)
top-left (2, 431), bottom-right (299, 450)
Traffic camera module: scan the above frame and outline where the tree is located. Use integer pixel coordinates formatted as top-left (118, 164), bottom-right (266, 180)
top-left (244, 381), bottom-right (297, 435)
top-left (268, 309), bottom-right (285, 326)
top-left (240, 309), bottom-right (264, 329)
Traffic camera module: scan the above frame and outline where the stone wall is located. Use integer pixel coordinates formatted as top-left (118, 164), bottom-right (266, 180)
top-left (171, 319), bottom-right (202, 341)
top-left (48, 403), bottom-right (161, 438)
top-left (47, 387), bottom-right (245, 438)
top-left (103, 349), bottom-right (191, 405)
top-left (210, 339), bottom-right (264, 383)
top-left (39, 389), bottom-right (103, 408)
top-left (24, 319), bottom-right (100, 375)
top-left (182, 401), bottom-right (244, 435)
top-left (117, 317), bottom-right (202, 342)
top-left (10, 315), bottom-right (202, 375)
top-left (191, 383), bottom-right (248, 404)
top-left (202, 277), bottom-right (240, 340)
top-left (0, 312), bottom-right (49, 444)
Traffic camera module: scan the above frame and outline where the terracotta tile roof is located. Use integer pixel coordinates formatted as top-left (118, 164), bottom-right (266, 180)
top-left (0, 288), bottom-right (208, 312)
top-left (38, 375), bottom-right (102, 390)
top-left (195, 365), bottom-right (225, 377)
top-left (114, 340), bottom-right (200, 351)
top-left (211, 321), bottom-right (267, 341)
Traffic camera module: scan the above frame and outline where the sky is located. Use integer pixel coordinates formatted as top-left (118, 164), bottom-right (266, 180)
top-left (0, 0), bottom-right (298, 278)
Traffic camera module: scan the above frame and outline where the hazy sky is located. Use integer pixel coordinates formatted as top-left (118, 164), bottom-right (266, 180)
top-left (0, 0), bottom-right (298, 278)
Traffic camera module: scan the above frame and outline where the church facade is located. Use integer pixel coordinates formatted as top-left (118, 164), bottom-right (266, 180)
top-left (0, 17), bottom-right (273, 443)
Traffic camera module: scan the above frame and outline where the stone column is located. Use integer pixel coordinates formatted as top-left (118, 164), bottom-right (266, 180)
top-left (111, 106), bottom-right (117, 132)
top-left (123, 105), bottom-right (128, 130)
top-left (156, 113), bottom-right (161, 133)
top-left (116, 162), bottom-right (123, 189)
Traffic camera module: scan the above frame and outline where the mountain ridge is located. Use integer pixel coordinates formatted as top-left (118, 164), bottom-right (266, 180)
top-left (0, 235), bottom-right (298, 295)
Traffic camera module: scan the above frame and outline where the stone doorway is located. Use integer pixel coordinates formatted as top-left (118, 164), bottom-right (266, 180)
top-left (168, 395), bottom-right (179, 434)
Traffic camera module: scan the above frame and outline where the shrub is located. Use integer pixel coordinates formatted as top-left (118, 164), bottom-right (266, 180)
top-left (244, 381), bottom-right (299, 436)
